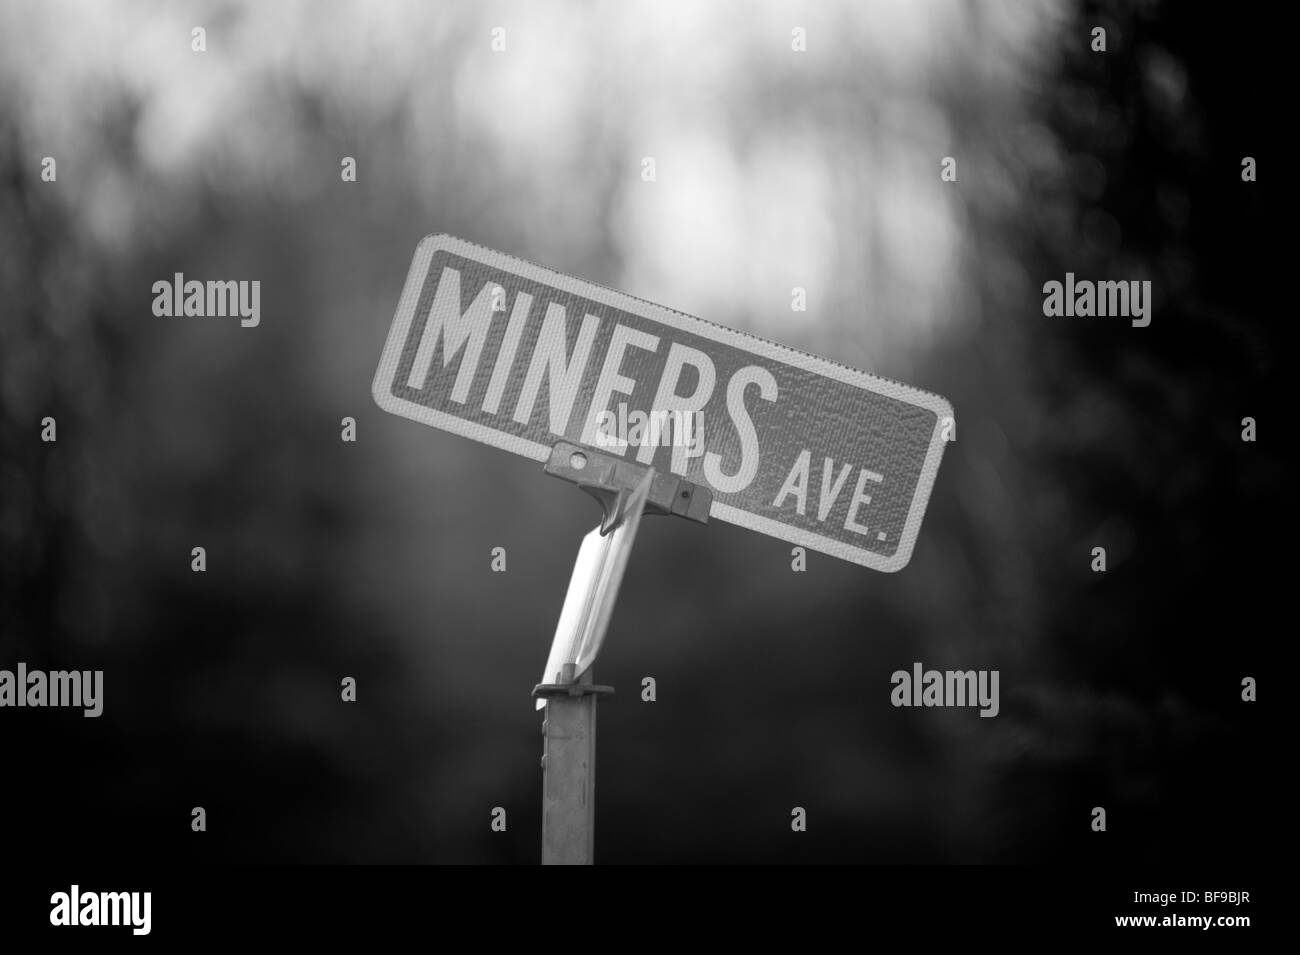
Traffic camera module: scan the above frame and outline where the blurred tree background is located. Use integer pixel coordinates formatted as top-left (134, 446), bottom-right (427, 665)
top-left (0, 0), bottom-right (1277, 864)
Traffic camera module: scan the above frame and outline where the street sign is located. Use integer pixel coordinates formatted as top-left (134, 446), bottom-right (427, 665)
top-left (372, 234), bottom-right (953, 571)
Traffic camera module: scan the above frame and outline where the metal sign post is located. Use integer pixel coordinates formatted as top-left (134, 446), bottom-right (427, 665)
top-left (531, 441), bottom-right (710, 864)
top-left (534, 665), bottom-right (607, 865)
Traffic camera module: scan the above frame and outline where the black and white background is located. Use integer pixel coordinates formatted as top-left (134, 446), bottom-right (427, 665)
top-left (0, 0), bottom-right (1278, 900)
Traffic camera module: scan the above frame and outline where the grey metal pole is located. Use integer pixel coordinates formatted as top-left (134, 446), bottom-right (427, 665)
top-left (541, 664), bottom-right (597, 865)
top-left (533, 450), bottom-right (677, 866)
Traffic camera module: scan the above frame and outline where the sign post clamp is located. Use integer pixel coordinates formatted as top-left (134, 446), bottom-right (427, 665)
top-left (543, 440), bottom-right (712, 535)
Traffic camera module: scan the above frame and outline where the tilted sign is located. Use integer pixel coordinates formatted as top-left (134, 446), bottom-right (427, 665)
top-left (372, 235), bottom-right (953, 571)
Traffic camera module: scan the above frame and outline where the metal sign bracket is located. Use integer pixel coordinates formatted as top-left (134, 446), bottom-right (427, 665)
top-left (543, 440), bottom-right (712, 534)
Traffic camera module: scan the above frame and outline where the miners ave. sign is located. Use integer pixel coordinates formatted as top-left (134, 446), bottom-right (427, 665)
top-left (373, 235), bottom-right (952, 572)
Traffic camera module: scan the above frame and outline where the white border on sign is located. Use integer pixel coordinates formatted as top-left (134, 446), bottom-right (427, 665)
top-left (372, 234), bottom-right (954, 573)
